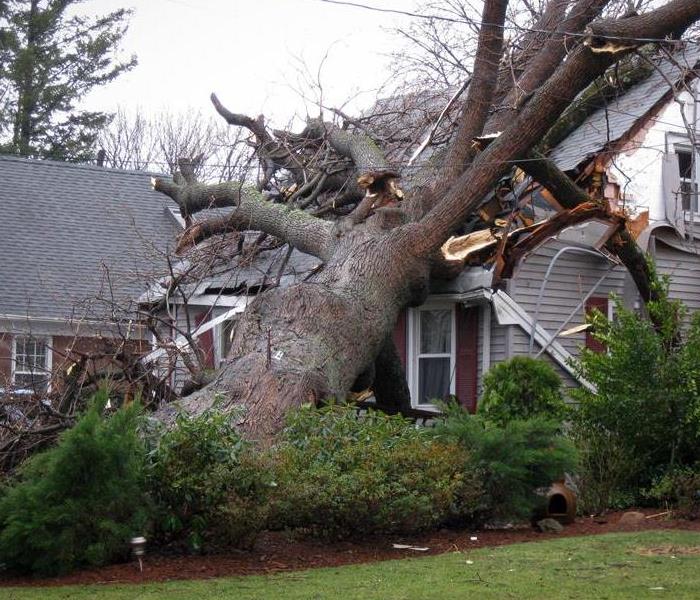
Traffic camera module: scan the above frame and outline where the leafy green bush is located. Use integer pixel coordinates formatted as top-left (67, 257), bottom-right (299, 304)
top-left (572, 281), bottom-right (700, 505)
top-left (432, 404), bottom-right (577, 523)
top-left (145, 407), bottom-right (270, 552)
top-left (645, 467), bottom-right (700, 519)
top-left (267, 404), bottom-right (482, 538)
top-left (0, 391), bottom-right (149, 576)
top-left (479, 357), bottom-right (567, 426)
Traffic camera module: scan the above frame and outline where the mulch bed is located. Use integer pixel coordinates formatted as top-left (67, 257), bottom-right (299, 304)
top-left (2, 509), bottom-right (699, 587)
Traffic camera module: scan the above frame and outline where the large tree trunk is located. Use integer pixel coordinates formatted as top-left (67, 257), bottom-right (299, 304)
top-left (160, 230), bottom-right (429, 440)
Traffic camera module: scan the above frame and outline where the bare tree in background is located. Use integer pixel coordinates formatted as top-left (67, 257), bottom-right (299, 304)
top-left (145, 0), bottom-right (700, 441)
top-left (97, 108), bottom-right (254, 182)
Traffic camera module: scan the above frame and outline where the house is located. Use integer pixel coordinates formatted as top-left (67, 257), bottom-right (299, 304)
top-left (0, 155), bottom-right (181, 394)
top-left (386, 44), bottom-right (700, 413)
top-left (149, 45), bottom-right (700, 415)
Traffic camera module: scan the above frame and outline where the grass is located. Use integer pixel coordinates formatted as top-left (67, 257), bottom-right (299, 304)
top-left (3, 530), bottom-right (700, 599)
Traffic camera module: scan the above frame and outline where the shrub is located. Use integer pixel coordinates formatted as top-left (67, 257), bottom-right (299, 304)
top-left (569, 424), bottom-right (637, 514)
top-left (267, 404), bottom-right (483, 538)
top-left (0, 391), bottom-right (149, 576)
top-left (432, 404), bottom-right (577, 523)
top-left (479, 357), bottom-right (567, 426)
top-left (145, 407), bottom-right (270, 552)
top-left (571, 280), bottom-right (700, 505)
top-left (645, 466), bottom-right (700, 519)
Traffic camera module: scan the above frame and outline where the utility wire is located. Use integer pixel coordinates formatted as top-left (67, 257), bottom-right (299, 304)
top-left (315, 0), bottom-right (700, 45)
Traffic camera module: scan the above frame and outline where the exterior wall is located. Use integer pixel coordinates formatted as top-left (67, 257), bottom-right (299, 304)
top-left (654, 238), bottom-right (700, 314)
top-left (608, 84), bottom-right (699, 222)
top-left (477, 305), bottom-right (508, 394)
top-left (509, 326), bottom-right (580, 390)
top-left (509, 238), bottom-right (627, 357)
top-left (0, 333), bottom-right (12, 389)
top-left (0, 330), bottom-right (151, 393)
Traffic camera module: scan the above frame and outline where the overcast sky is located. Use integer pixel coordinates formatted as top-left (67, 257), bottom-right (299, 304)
top-left (78, 0), bottom-right (421, 127)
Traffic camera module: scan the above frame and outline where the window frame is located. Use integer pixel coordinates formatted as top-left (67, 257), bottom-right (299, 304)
top-left (11, 335), bottom-right (52, 394)
top-left (213, 318), bottom-right (236, 367)
top-left (406, 302), bottom-right (456, 412)
top-left (669, 133), bottom-right (700, 217)
top-left (675, 146), bottom-right (698, 213)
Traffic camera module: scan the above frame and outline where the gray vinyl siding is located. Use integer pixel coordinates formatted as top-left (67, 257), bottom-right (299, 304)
top-left (476, 304), bottom-right (509, 395)
top-left (475, 315), bottom-right (509, 403)
top-left (476, 305), bottom-right (485, 393)
top-left (490, 319), bottom-right (508, 365)
top-left (654, 240), bottom-right (700, 315)
top-left (510, 239), bottom-right (627, 356)
top-left (509, 325), bottom-right (580, 389)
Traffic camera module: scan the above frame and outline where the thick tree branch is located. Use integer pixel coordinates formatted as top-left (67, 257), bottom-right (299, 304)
top-left (153, 178), bottom-right (336, 260)
top-left (487, 0), bottom-right (610, 134)
top-left (211, 93), bottom-right (305, 184)
top-left (304, 119), bottom-right (390, 174)
top-left (517, 152), bottom-right (658, 303)
top-left (414, 0), bottom-right (700, 255)
top-left (492, 0), bottom-right (569, 105)
top-left (439, 0), bottom-right (508, 184)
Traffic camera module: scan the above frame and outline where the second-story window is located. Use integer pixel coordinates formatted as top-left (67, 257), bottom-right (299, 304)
top-left (677, 149), bottom-right (697, 212)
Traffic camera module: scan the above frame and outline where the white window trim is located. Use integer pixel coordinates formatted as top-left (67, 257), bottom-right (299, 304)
top-left (213, 318), bottom-right (236, 367)
top-left (669, 134), bottom-right (700, 219)
top-left (407, 302), bottom-right (456, 412)
top-left (11, 334), bottom-right (52, 393)
top-left (675, 145), bottom-right (698, 213)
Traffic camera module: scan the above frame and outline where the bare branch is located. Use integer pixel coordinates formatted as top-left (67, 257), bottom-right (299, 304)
top-left (152, 178), bottom-right (336, 259)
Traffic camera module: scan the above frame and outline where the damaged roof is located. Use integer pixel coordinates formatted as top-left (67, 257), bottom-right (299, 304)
top-left (549, 44), bottom-right (700, 171)
top-left (141, 232), bottom-right (322, 305)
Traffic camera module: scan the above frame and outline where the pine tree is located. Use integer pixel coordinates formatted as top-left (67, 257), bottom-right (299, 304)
top-left (0, 0), bottom-right (136, 161)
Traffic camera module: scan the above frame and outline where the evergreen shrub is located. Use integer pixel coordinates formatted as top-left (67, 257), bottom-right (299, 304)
top-left (145, 407), bottom-right (271, 552)
top-left (0, 391), bottom-right (149, 576)
top-left (572, 278), bottom-right (700, 508)
top-left (479, 356), bottom-right (567, 426)
top-left (431, 404), bottom-right (577, 523)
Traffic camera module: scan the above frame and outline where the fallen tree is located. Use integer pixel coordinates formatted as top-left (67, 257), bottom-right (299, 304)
top-left (152, 0), bottom-right (700, 440)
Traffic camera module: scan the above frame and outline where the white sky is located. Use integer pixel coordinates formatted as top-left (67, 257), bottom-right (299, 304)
top-left (79, 0), bottom-right (421, 127)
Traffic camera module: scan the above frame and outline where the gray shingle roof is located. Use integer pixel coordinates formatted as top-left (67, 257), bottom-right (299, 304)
top-left (0, 156), bottom-right (180, 321)
top-left (140, 231), bottom-right (323, 305)
top-left (549, 45), bottom-right (700, 171)
top-left (201, 244), bottom-right (321, 293)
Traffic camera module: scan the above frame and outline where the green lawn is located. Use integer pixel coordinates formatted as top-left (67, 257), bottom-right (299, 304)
top-left (3, 530), bottom-right (700, 599)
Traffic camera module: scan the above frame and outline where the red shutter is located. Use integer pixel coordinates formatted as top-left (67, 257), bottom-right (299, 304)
top-left (585, 296), bottom-right (608, 353)
top-left (195, 311), bottom-right (215, 369)
top-left (392, 309), bottom-right (407, 371)
top-left (455, 304), bottom-right (479, 413)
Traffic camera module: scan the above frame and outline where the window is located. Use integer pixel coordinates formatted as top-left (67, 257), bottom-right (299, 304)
top-left (13, 336), bottom-right (51, 392)
top-left (215, 319), bottom-right (236, 366)
top-left (408, 305), bottom-right (456, 407)
top-left (677, 149), bottom-right (697, 212)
